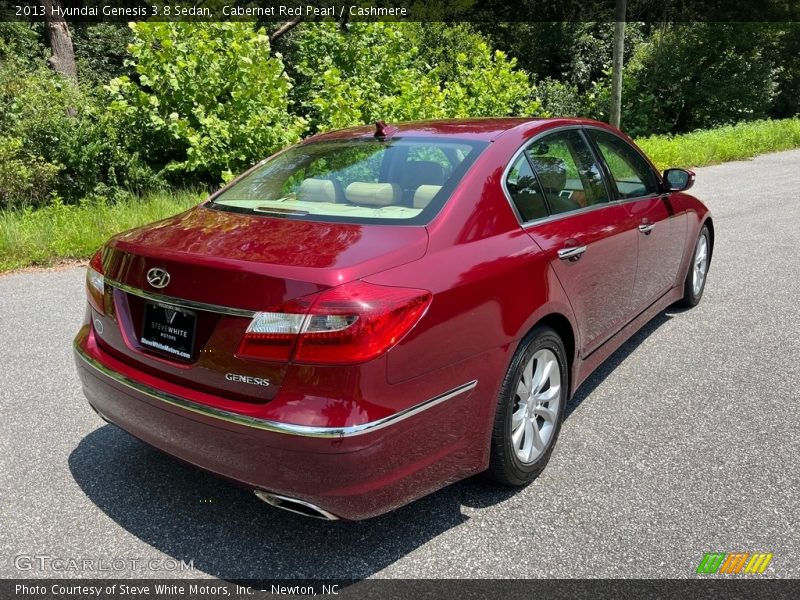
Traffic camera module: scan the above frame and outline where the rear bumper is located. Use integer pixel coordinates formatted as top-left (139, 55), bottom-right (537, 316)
top-left (73, 327), bottom-right (489, 520)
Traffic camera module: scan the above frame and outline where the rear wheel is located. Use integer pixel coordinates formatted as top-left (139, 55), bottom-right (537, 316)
top-left (488, 326), bottom-right (568, 486)
top-left (680, 225), bottom-right (711, 307)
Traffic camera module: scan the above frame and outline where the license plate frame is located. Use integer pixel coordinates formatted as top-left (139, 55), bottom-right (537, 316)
top-left (140, 301), bottom-right (197, 361)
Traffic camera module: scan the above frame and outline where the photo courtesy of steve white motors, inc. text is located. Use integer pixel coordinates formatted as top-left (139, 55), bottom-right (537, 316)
top-left (15, 583), bottom-right (340, 597)
top-left (12, 2), bottom-right (411, 19)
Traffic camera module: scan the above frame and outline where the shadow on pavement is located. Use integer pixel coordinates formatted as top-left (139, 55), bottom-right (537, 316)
top-left (565, 309), bottom-right (675, 419)
top-left (69, 306), bottom-right (680, 580)
top-left (69, 425), bottom-right (516, 580)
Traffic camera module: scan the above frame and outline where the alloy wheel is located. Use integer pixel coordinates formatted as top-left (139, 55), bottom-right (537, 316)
top-left (693, 233), bottom-right (709, 296)
top-left (511, 348), bottom-right (561, 464)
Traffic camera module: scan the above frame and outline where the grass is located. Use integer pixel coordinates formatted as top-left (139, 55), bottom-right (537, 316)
top-left (637, 117), bottom-right (800, 170)
top-left (1, 117), bottom-right (800, 273)
top-left (0, 190), bottom-right (202, 272)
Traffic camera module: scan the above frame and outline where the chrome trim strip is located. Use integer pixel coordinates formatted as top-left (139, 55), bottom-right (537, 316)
top-left (105, 278), bottom-right (256, 318)
top-left (75, 340), bottom-right (477, 438)
top-left (499, 124), bottom-right (664, 231)
top-left (500, 126), bottom-right (622, 229)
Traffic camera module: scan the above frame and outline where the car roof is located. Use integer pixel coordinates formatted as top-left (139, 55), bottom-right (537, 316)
top-left (303, 117), bottom-right (613, 143)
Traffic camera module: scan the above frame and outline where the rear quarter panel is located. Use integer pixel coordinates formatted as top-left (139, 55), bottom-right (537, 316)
top-left (368, 229), bottom-right (574, 385)
top-left (366, 125), bottom-right (579, 386)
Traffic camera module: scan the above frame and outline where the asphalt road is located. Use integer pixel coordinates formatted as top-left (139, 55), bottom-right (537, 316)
top-left (1, 150), bottom-right (798, 581)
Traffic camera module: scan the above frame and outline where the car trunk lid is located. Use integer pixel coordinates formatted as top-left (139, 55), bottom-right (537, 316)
top-left (93, 206), bottom-right (428, 404)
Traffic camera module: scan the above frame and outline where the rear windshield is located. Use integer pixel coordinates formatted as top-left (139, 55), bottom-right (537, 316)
top-left (209, 137), bottom-right (488, 225)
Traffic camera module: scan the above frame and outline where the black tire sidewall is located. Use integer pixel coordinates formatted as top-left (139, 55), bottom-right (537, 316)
top-left (684, 226), bottom-right (711, 305)
top-left (490, 327), bottom-right (568, 485)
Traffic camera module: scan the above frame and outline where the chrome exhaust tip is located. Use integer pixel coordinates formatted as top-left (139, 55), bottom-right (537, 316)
top-left (254, 490), bottom-right (339, 520)
top-left (89, 403), bottom-right (113, 425)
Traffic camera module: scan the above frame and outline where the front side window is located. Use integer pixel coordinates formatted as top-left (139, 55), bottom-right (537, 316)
top-left (527, 130), bottom-right (609, 216)
top-left (210, 138), bottom-right (487, 225)
top-left (588, 129), bottom-right (660, 199)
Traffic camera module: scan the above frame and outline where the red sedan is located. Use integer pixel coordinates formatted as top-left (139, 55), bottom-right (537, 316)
top-left (74, 118), bottom-right (713, 520)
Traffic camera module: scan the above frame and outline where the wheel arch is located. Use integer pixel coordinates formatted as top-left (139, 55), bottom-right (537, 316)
top-left (702, 216), bottom-right (715, 262)
top-left (526, 312), bottom-right (576, 397)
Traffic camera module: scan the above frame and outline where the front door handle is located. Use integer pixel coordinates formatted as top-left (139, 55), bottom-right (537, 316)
top-left (638, 223), bottom-right (655, 235)
top-left (557, 245), bottom-right (587, 261)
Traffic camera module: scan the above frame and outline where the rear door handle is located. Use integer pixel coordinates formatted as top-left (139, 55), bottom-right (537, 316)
top-left (557, 245), bottom-right (587, 261)
top-left (638, 223), bottom-right (655, 234)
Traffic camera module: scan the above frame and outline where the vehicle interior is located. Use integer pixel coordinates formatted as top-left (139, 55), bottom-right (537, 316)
top-left (506, 130), bottom-right (611, 222)
top-left (213, 139), bottom-right (483, 221)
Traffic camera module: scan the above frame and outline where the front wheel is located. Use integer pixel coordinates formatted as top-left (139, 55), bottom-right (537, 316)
top-left (488, 326), bottom-right (568, 486)
top-left (679, 225), bottom-right (711, 307)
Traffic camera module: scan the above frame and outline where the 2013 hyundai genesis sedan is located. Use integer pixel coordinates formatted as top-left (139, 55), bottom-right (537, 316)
top-left (74, 118), bottom-right (713, 520)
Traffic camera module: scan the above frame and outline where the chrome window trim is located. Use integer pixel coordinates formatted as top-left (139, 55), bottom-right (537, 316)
top-left (105, 278), bottom-right (256, 318)
top-left (75, 340), bottom-right (477, 438)
top-left (580, 125), bottom-right (664, 202)
top-left (500, 125), bottom-right (666, 230)
top-left (500, 125), bottom-right (621, 229)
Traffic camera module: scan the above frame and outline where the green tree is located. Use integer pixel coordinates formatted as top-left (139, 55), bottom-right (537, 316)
top-left (479, 22), bottom-right (646, 93)
top-left (0, 62), bottom-right (157, 207)
top-left (622, 23), bottom-right (778, 136)
top-left (108, 22), bottom-right (306, 184)
top-left (0, 22), bottom-right (46, 66)
top-left (767, 23), bottom-right (800, 118)
top-left (288, 22), bottom-right (540, 134)
top-left (72, 23), bottom-right (133, 86)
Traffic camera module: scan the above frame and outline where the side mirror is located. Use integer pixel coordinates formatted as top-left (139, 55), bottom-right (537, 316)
top-left (662, 168), bottom-right (695, 192)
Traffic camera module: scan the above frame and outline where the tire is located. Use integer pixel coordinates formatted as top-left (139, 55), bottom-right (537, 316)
top-left (488, 326), bottom-right (568, 486)
top-left (679, 224), bottom-right (711, 307)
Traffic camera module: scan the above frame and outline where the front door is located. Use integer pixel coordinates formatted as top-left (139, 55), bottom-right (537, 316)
top-left (585, 128), bottom-right (687, 311)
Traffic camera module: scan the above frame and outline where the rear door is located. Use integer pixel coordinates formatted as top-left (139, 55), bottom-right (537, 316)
top-left (507, 128), bottom-right (640, 356)
top-left (585, 128), bottom-right (687, 312)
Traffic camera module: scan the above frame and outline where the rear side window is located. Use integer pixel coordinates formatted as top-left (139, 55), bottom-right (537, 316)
top-left (505, 154), bottom-right (548, 222)
top-left (588, 129), bottom-right (660, 199)
top-left (210, 138), bottom-right (487, 225)
top-left (527, 130), bottom-right (609, 216)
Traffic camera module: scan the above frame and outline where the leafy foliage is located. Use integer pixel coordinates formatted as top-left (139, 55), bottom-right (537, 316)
top-left (289, 22), bottom-right (541, 133)
top-left (622, 23), bottom-right (778, 136)
top-left (537, 77), bottom-right (611, 121)
top-left (479, 22), bottom-right (646, 93)
top-left (108, 22), bottom-right (306, 184)
top-left (0, 18), bottom-right (797, 217)
top-left (0, 136), bottom-right (59, 208)
top-left (768, 23), bottom-right (800, 119)
top-left (0, 22), bottom-right (45, 66)
top-left (72, 23), bottom-right (133, 86)
top-left (0, 62), bottom-right (161, 208)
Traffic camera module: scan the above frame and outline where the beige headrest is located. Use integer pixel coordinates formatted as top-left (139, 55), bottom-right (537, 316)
top-left (299, 178), bottom-right (337, 203)
top-left (345, 182), bottom-right (401, 206)
top-left (413, 185), bottom-right (442, 209)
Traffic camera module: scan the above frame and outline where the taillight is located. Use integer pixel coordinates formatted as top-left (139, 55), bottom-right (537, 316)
top-left (237, 298), bottom-right (314, 362)
top-left (237, 281), bottom-right (431, 365)
top-left (295, 282), bottom-right (430, 364)
top-left (86, 250), bottom-right (105, 314)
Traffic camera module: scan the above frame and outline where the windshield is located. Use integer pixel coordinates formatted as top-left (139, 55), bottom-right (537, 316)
top-left (209, 137), bottom-right (488, 225)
